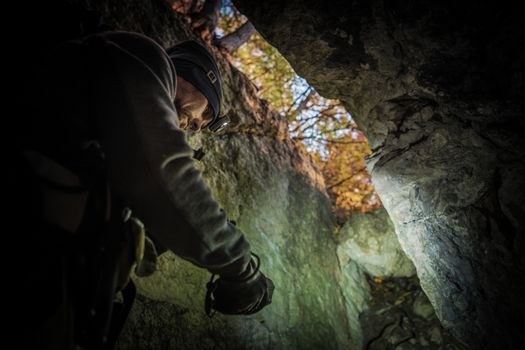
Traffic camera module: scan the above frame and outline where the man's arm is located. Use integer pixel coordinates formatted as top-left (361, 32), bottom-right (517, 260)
top-left (83, 31), bottom-right (255, 279)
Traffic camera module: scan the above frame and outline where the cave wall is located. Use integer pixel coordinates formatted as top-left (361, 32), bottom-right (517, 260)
top-left (120, 133), bottom-right (355, 350)
top-left (73, 0), bottom-right (365, 349)
top-left (233, 1), bottom-right (525, 348)
top-left (336, 208), bottom-right (416, 278)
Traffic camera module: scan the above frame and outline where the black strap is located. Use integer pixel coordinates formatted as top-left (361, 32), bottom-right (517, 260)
top-left (205, 274), bottom-right (219, 318)
top-left (105, 281), bottom-right (137, 350)
top-left (32, 171), bottom-right (87, 193)
top-left (73, 178), bottom-right (120, 350)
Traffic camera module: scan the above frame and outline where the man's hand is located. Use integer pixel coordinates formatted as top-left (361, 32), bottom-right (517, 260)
top-left (205, 255), bottom-right (274, 316)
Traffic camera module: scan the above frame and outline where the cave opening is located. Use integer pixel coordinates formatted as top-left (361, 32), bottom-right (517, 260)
top-left (8, 0), bottom-right (524, 349)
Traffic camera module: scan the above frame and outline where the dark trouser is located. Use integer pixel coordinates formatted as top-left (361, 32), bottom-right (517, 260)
top-left (14, 221), bottom-right (76, 350)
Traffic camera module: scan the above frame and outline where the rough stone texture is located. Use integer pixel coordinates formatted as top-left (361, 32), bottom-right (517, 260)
top-left (360, 275), bottom-right (463, 350)
top-left (121, 133), bottom-right (355, 350)
top-left (336, 260), bottom-right (372, 350)
top-left (70, 1), bottom-right (359, 349)
top-left (234, 0), bottom-right (525, 348)
top-left (336, 208), bottom-right (416, 278)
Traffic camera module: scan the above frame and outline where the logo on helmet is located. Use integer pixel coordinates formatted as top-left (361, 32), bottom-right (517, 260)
top-left (207, 70), bottom-right (217, 84)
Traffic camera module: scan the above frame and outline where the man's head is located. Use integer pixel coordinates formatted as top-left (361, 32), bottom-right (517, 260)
top-left (174, 76), bottom-right (213, 131)
top-left (166, 40), bottom-right (228, 132)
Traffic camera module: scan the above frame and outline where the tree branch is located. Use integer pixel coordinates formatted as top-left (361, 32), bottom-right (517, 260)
top-left (216, 20), bottom-right (256, 52)
top-left (292, 136), bottom-right (366, 144)
top-left (285, 86), bottom-right (312, 116)
top-left (326, 168), bottom-right (367, 190)
top-left (190, 0), bottom-right (222, 40)
top-left (291, 112), bottom-right (322, 133)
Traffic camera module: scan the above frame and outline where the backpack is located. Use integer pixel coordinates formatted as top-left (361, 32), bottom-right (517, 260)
top-left (18, 141), bottom-right (157, 349)
top-left (10, 4), bottom-right (157, 349)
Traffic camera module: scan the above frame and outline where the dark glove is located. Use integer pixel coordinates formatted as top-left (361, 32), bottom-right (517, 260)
top-left (205, 253), bottom-right (274, 316)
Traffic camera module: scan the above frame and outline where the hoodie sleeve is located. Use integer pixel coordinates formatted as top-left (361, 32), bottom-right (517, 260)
top-left (82, 31), bottom-right (254, 279)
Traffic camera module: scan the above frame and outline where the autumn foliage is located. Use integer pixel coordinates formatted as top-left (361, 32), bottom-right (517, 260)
top-left (174, 0), bottom-right (382, 220)
top-left (317, 132), bottom-right (381, 220)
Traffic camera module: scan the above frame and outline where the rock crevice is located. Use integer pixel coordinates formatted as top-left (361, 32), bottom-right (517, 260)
top-left (235, 0), bottom-right (525, 348)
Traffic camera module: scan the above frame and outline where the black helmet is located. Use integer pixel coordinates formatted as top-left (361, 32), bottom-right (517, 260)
top-left (166, 41), bottom-right (229, 132)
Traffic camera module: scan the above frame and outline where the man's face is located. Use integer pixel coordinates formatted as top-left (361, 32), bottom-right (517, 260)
top-left (175, 76), bottom-right (213, 132)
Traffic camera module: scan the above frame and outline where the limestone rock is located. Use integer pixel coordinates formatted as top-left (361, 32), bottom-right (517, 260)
top-left (337, 261), bottom-right (372, 349)
top-left (123, 132), bottom-right (357, 350)
top-left (337, 208), bottom-right (416, 278)
top-left (71, 1), bottom-right (363, 349)
top-left (235, 0), bottom-right (525, 347)
top-left (360, 276), bottom-right (461, 350)
top-left (413, 292), bottom-right (435, 321)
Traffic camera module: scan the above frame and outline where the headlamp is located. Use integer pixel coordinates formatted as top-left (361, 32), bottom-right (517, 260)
top-left (207, 115), bottom-right (231, 133)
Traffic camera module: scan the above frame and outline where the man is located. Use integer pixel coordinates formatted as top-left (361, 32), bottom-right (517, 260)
top-left (12, 30), bottom-right (274, 349)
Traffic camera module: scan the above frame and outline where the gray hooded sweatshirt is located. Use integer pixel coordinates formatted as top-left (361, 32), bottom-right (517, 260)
top-left (39, 31), bottom-right (255, 280)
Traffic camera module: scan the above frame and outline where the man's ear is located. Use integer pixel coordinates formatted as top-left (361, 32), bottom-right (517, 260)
top-left (203, 104), bottom-right (213, 121)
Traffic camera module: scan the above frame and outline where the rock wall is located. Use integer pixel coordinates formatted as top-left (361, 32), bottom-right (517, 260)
top-left (119, 132), bottom-right (356, 350)
top-left (233, 0), bottom-right (525, 348)
top-left (74, 0), bottom-right (363, 349)
top-left (335, 210), bottom-right (460, 350)
top-left (336, 208), bottom-right (415, 278)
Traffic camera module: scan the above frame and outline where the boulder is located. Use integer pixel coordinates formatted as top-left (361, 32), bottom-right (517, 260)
top-left (337, 208), bottom-right (416, 278)
top-left (234, 0), bottom-right (525, 347)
